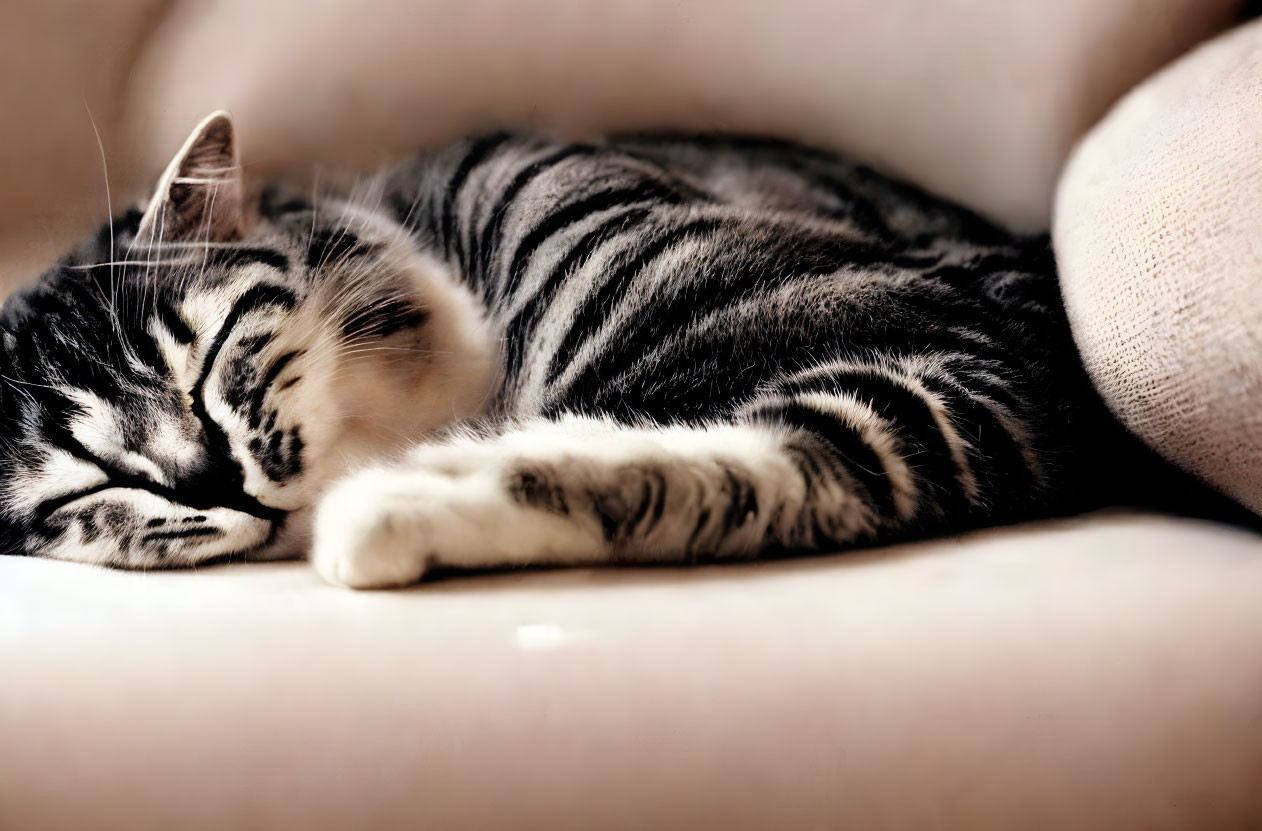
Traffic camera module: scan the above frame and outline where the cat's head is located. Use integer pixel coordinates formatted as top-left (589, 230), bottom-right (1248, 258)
top-left (0, 112), bottom-right (495, 567)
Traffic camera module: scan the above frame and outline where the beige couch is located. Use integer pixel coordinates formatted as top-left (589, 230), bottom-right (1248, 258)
top-left (2, 2), bottom-right (1260, 828)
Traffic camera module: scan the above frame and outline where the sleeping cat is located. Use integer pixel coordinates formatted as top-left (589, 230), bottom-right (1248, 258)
top-left (0, 111), bottom-right (1118, 588)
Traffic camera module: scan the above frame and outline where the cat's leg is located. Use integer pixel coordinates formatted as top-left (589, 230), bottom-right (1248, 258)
top-left (310, 415), bottom-right (824, 588)
top-left (311, 351), bottom-right (1051, 588)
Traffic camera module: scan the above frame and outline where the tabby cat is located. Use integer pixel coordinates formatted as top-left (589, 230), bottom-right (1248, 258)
top-left (0, 111), bottom-right (1116, 588)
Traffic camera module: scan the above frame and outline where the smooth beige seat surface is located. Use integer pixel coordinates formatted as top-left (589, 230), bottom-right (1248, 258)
top-left (4, 512), bottom-right (1261, 830)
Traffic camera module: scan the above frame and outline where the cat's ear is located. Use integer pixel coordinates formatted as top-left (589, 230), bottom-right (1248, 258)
top-left (134, 111), bottom-right (249, 246)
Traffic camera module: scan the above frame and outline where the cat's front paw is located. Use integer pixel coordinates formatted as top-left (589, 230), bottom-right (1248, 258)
top-left (310, 451), bottom-right (609, 588)
top-left (310, 470), bottom-right (438, 589)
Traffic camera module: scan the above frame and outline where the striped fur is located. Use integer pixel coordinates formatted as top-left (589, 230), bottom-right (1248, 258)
top-left (0, 115), bottom-right (1107, 586)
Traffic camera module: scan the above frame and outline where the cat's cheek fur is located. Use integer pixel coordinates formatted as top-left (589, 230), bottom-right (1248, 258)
top-left (394, 251), bottom-right (500, 426)
top-left (35, 490), bottom-right (273, 569)
top-left (310, 251), bottom-right (498, 481)
top-left (262, 505), bottom-right (315, 562)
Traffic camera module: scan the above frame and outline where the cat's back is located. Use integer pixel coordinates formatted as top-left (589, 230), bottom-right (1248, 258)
top-left (390, 132), bottom-right (1023, 256)
top-left (377, 133), bottom-right (1069, 425)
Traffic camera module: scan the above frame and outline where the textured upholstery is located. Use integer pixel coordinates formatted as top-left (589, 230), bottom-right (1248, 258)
top-left (1055, 20), bottom-right (1262, 515)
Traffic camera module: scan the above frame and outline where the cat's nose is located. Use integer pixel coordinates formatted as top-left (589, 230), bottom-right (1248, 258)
top-left (168, 452), bottom-right (289, 523)
top-left (171, 453), bottom-right (246, 505)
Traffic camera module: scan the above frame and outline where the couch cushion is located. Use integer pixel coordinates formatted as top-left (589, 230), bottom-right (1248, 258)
top-left (0, 0), bottom-right (158, 290)
top-left (2, 513), bottom-right (1261, 829)
top-left (1055, 19), bottom-right (1262, 515)
top-left (0, 0), bottom-right (1244, 293)
top-left (123, 0), bottom-right (1242, 236)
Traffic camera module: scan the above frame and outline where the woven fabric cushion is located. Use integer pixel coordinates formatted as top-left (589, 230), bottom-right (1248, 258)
top-left (1055, 20), bottom-right (1262, 515)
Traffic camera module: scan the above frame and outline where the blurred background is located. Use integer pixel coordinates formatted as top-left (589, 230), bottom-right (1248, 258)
top-left (0, 0), bottom-right (1248, 294)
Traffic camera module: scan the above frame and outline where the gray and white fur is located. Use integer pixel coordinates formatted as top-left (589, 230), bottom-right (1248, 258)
top-left (0, 112), bottom-right (1115, 587)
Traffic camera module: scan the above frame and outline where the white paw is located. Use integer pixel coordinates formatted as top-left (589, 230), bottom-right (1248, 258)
top-left (310, 450), bottom-right (608, 589)
top-left (310, 470), bottom-right (438, 589)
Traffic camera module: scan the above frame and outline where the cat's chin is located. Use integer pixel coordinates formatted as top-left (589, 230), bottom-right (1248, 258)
top-left (243, 506), bottom-right (315, 563)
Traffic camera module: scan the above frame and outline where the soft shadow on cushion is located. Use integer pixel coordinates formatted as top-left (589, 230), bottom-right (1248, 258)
top-left (1055, 20), bottom-right (1262, 515)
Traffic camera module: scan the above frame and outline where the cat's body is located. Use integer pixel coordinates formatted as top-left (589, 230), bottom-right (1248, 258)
top-left (0, 113), bottom-right (1116, 587)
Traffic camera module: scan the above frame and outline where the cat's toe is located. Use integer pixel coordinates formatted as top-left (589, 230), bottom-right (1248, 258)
top-left (309, 472), bottom-right (430, 589)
